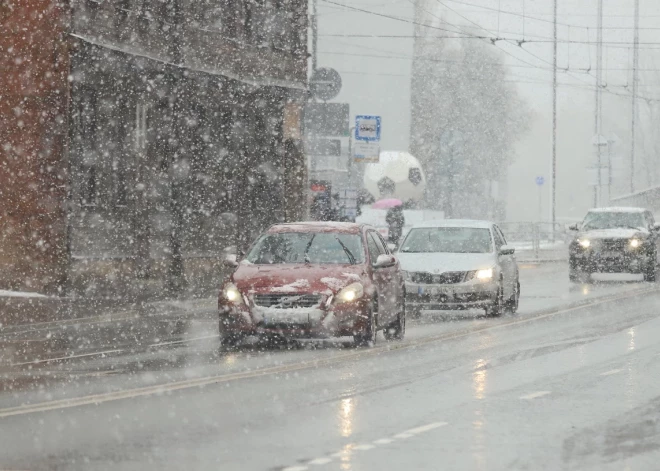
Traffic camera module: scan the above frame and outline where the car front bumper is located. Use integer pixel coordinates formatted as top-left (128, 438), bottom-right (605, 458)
top-left (219, 299), bottom-right (371, 339)
top-left (405, 281), bottom-right (499, 310)
top-left (571, 250), bottom-right (652, 273)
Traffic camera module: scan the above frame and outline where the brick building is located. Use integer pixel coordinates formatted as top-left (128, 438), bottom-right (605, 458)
top-left (0, 0), bottom-right (308, 296)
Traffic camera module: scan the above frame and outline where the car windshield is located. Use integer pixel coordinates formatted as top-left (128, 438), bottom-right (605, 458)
top-left (582, 212), bottom-right (646, 230)
top-left (245, 232), bottom-right (365, 265)
top-left (399, 227), bottom-right (493, 254)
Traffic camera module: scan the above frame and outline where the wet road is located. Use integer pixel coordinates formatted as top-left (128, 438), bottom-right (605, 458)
top-left (1, 263), bottom-right (660, 470)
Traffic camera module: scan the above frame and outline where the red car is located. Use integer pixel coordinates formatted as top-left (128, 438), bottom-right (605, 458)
top-left (218, 222), bottom-right (405, 347)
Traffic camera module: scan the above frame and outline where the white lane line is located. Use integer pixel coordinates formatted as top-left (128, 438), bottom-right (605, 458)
top-left (308, 457), bottom-right (333, 465)
top-left (149, 334), bottom-right (218, 347)
top-left (520, 391), bottom-right (551, 400)
top-left (283, 420), bottom-right (449, 471)
top-left (403, 421), bottom-right (448, 435)
top-left (600, 368), bottom-right (624, 376)
top-left (353, 444), bottom-right (376, 451)
top-left (373, 438), bottom-right (394, 445)
top-left (10, 349), bottom-right (123, 367)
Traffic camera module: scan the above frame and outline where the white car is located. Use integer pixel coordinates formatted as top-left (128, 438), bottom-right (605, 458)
top-left (396, 220), bottom-right (520, 317)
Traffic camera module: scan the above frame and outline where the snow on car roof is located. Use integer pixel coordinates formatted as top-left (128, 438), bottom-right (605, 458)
top-left (269, 221), bottom-right (363, 234)
top-left (587, 207), bottom-right (646, 213)
top-left (409, 219), bottom-right (493, 229)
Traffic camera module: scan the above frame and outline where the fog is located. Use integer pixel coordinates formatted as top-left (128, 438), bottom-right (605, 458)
top-left (318, 0), bottom-right (660, 222)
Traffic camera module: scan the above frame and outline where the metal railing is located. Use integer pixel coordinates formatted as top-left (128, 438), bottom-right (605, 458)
top-left (497, 222), bottom-right (570, 261)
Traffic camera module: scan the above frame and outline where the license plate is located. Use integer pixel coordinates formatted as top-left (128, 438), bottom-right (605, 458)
top-left (600, 251), bottom-right (621, 259)
top-left (429, 287), bottom-right (449, 296)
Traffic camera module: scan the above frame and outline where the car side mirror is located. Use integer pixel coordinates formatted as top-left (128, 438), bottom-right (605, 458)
top-left (223, 253), bottom-right (239, 268)
top-left (499, 245), bottom-right (515, 256)
top-left (568, 223), bottom-right (579, 231)
top-left (374, 254), bottom-right (396, 269)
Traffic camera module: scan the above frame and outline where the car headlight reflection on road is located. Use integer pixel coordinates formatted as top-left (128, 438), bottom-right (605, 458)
top-left (336, 283), bottom-right (364, 304)
top-left (578, 239), bottom-right (591, 248)
top-left (223, 283), bottom-right (243, 304)
top-left (630, 238), bottom-right (641, 248)
top-left (476, 268), bottom-right (494, 281)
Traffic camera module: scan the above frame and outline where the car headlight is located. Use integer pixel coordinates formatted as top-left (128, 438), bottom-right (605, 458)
top-left (335, 283), bottom-right (364, 304)
top-left (223, 282), bottom-right (243, 304)
top-left (578, 239), bottom-right (591, 248)
top-left (630, 238), bottom-right (641, 248)
top-left (476, 268), bottom-right (494, 281)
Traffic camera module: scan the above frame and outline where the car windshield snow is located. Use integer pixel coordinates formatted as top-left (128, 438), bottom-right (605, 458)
top-left (582, 212), bottom-right (646, 230)
top-left (245, 232), bottom-right (365, 265)
top-left (399, 227), bottom-right (493, 254)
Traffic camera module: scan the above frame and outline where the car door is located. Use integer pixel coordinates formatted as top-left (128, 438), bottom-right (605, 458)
top-left (493, 225), bottom-right (514, 298)
top-left (367, 230), bottom-right (395, 325)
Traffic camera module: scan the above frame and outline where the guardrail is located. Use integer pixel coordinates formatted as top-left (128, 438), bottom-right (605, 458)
top-left (498, 221), bottom-right (570, 261)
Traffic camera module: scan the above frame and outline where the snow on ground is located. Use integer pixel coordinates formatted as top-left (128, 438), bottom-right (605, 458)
top-left (0, 290), bottom-right (48, 299)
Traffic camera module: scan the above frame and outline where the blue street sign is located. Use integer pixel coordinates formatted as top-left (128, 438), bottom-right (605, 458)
top-left (355, 115), bottom-right (382, 142)
top-left (535, 176), bottom-right (545, 186)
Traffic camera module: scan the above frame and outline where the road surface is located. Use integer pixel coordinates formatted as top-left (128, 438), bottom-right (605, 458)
top-left (0, 263), bottom-right (659, 470)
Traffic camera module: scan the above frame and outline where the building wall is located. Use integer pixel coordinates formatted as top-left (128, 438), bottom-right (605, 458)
top-left (0, 0), bottom-right (69, 293)
top-left (65, 0), bottom-right (309, 296)
top-left (1, 0), bottom-right (308, 296)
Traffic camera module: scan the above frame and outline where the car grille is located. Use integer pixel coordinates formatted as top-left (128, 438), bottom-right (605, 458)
top-left (599, 239), bottom-right (628, 251)
top-left (410, 271), bottom-right (469, 284)
top-left (253, 294), bottom-right (322, 309)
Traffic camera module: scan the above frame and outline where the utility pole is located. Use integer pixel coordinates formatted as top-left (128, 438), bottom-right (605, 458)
top-left (594, 0), bottom-right (603, 207)
top-left (552, 0), bottom-right (557, 229)
top-left (311, 0), bottom-right (318, 73)
top-left (166, 0), bottom-right (186, 295)
top-left (631, 0), bottom-right (640, 194)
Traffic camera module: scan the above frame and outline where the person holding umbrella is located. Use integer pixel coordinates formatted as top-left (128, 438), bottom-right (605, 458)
top-left (373, 198), bottom-right (405, 247)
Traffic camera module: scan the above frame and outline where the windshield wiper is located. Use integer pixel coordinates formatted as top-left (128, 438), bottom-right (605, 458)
top-left (303, 235), bottom-right (316, 264)
top-left (335, 237), bottom-right (356, 264)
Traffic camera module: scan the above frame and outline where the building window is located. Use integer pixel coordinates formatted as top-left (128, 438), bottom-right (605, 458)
top-left (81, 166), bottom-right (98, 208)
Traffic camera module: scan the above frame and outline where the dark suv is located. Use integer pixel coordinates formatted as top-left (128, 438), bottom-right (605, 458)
top-left (569, 207), bottom-right (660, 282)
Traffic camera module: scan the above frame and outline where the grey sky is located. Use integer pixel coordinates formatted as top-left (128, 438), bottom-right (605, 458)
top-left (316, 0), bottom-right (660, 220)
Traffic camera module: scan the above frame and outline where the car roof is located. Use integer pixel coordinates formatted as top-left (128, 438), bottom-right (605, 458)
top-left (587, 207), bottom-right (647, 214)
top-left (268, 221), bottom-right (366, 235)
top-left (409, 219), bottom-right (493, 230)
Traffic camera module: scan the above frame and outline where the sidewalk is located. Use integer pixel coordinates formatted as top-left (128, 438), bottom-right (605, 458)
top-left (0, 290), bottom-right (217, 329)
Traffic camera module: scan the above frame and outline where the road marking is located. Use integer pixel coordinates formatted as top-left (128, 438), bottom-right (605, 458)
top-left (307, 457), bottom-right (333, 465)
top-left (10, 349), bottom-right (123, 367)
top-left (403, 422), bottom-right (447, 435)
top-left (520, 391), bottom-right (551, 400)
top-left (0, 287), bottom-right (655, 418)
top-left (353, 444), bottom-right (376, 451)
top-left (282, 420), bottom-right (448, 471)
top-left (373, 438), bottom-right (394, 445)
top-left (149, 334), bottom-right (219, 348)
top-left (600, 368), bottom-right (624, 376)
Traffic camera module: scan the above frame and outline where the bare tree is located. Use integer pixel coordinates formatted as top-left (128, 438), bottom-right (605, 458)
top-left (410, 36), bottom-right (531, 219)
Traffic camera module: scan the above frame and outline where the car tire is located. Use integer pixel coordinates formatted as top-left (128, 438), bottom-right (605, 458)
top-left (506, 280), bottom-right (520, 314)
top-left (383, 310), bottom-right (405, 341)
top-left (485, 284), bottom-right (504, 317)
top-left (219, 320), bottom-right (243, 350)
top-left (354, 305), bottom-right (377, 347)
top-left (644, 254), bottom-right (657, 282)
top-left (569, 265), bottom-right (590, 283)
